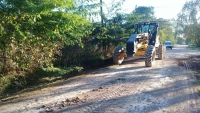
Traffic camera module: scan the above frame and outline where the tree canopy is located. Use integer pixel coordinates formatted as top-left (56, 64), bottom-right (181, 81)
top-left (135, 6), bottom-right (155, 21)
top-left (177, 0), bottom-right (200, 46)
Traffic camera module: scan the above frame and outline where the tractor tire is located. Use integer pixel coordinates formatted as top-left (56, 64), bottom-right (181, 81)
top-left (145, 45), bottom-right (156, 67)
top-left (158, 45), bottom-right (164, 60)
top-left (113, 46), bottom-right (125, 65)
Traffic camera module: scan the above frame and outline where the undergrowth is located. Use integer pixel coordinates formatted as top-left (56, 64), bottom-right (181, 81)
top-left (0, 66), bottom-right (83, 100)
top-left (186, 46), bottom-right (200, 50)
top-left (0, 57), bottom-right (113, 100)
top-left (177, 55), bottom-right (200, 95)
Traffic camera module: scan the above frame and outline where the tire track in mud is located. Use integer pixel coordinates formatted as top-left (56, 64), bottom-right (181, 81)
top-left (165, 55), bottom-right (190, 112)
top-left (51, 58), bottom-right (169, 113)
top-left (165, 54), bottom-right (199, 113)
top-left (181, 60), bottom-right (199, 113)
top-left (84, 74), bottom-right (149, 113)
top-left (186, 60), bottom-right (196, 112)
top-left (46, 64), bottom-right (151, 113)
top-left (127, 59), bottom-right (170, 113)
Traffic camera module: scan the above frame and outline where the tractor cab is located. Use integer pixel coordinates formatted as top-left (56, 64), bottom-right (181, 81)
top-left (126, 22), bottom-right (159, 57)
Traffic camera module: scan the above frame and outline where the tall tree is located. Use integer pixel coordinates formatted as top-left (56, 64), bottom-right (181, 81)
top-left (156, 18), bottom-right (175, 44)
top-left (0, 0), bottom-right (93, 73)
top-left (135, 6), bottom-right (155, 21)
top-left (177, 0), bottom-right (200, 46)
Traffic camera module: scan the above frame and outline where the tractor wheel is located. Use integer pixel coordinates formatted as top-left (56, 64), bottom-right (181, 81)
top-left (145, 45), bottom-right (156, 67)
top-left (158, 45), bottom-right (164, 60)
top-left (113, 46), bottom-right (125, 65)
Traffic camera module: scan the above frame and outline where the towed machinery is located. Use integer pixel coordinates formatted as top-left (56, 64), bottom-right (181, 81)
top-left (113, 21), bottom-right (166, 67)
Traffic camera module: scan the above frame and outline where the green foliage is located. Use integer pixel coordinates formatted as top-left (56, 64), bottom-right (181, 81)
top-left (156, 18), bottom-right (175, 44)
top-left (177, 0), bottom-right (200, 47)
top-left (0, 75), bottom-right (14, 97)
top-left (83, 53), bottom-right (104, 68)
top-left (102, 0), bottom-right (125, 19)
top-left (158, 30), bottom-right (166, 43)
top-left (184, 24), bottom-right (200, 46)
top-left (0, 0), bottom-right (92, 74)
top-left (135, 6), bottom-right (155, 21)
top-left (176, 37), bottom-right (185, 44)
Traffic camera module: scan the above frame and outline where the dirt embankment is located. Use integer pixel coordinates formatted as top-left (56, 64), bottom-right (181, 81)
top-left (0, 45), bottom-right (200, 113)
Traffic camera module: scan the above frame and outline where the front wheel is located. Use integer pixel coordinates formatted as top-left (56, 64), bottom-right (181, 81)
top-left (113, 46), bottom-right (126, 65)
top-left (145, 45), bottom-right (156, 67)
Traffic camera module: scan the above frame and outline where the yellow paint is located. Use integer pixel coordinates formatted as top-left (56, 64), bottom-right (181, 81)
top-left (134, 44), bottom-right (148, 56)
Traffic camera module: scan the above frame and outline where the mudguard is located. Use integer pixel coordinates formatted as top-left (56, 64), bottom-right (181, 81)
top-left (126, 34), bottom-right (138, 57)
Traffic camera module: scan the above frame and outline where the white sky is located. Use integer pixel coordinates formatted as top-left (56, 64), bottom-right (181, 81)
top-left (119, 0), bottom-right (190, 19)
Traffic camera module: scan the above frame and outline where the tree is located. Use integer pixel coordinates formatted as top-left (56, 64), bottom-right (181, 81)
top-left (156, 18), bottom-right (175, 44)
top-left (177, 0), bottom-right (200, 46)
top-left (135, 6), bottom-right (155, 21)
top-left (0, 0), bottom-right (93, 74)
top-left (158, 29), bottom-right (166, 43)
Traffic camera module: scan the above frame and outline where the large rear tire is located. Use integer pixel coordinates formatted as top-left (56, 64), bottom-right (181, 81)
top-left (113, 46), bottom-right (125, 65)
top-left (145, 45), bottom-right (156, 67)
top-left (158, 45), bottom-right (165, 60)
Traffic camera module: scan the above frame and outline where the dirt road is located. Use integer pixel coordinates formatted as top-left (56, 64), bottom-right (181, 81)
top-left (0, 45), bottom-right (200, 113)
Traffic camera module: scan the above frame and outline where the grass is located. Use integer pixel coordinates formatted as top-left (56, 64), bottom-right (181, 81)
top-left (186, 46), bottom-right (200, 50)
top-left (0, 66), bottom-right (83, 100)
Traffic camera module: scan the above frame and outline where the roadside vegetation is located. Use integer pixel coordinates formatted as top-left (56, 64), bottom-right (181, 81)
top-left (176, 0), bottom-right (200, 94)
top-left (177, 55), bottom-right (200, 94)
top-left (176, 0), bottom-right (200, 46)
top-left (187, 46), bottom-right (200, 50)
top-left (0, 0), bottom-right (199, 100)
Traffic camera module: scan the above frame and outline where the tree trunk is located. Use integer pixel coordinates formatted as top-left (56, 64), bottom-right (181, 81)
top-left (2, 45), bottom-right (7, 74)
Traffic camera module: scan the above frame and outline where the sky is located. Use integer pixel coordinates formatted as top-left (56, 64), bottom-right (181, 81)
top-left (119, 0), bottom-right (190, 19)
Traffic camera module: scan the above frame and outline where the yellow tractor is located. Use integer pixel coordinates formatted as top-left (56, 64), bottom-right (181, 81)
top-left (113, 22), bottom-right (166, 67)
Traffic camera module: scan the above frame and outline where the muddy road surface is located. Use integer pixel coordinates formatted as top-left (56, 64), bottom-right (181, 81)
top-left (0, 45), bottom-right (200, 113)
